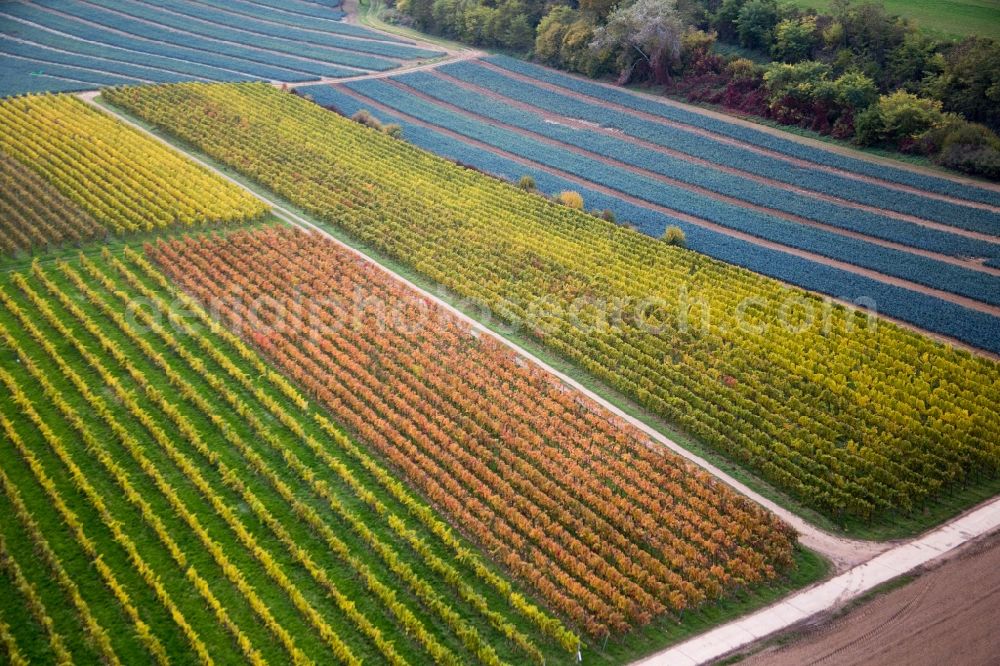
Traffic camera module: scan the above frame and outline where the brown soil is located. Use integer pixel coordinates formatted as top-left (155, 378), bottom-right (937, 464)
top-left (737, 532), bottom-right (1000, 666)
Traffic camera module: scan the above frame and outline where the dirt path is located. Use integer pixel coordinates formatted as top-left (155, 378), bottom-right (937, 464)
top-left (475, 60), bottom-right (1000, 215)
top-left (336, 82), bottom-right (1000, 319)
top-left (736, 531), bottom-right (1000, 666)
top-left (636, 496), bottom-right (1000, 666)
top-left (431, 70), bottom-right (1000, 251)
top-left (290, 50), bottom-right (480, 87)
top-left (285, 0), bottom-right (480, 87)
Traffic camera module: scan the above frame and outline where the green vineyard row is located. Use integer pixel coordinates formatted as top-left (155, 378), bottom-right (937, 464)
top-left (0, 247), bottom-right (576, 665)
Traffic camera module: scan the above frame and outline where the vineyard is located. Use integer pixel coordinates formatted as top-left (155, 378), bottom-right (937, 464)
top-left (148, 226), bottom-right (796, 639)
top-left (0, 152), bottom-right (104, 256)
top-left (0, 0), bottom-right (444, 97)
top-left (1, 0), bottom-right (999, 658)
top-left (0, 94), bottom-right (265, 256)
top-left (103, 81), bottom-right (1000, 529)
top-left (296, 56), bottom-right (1000, 353)
top-left (0, 245), bottom-right (588, 664)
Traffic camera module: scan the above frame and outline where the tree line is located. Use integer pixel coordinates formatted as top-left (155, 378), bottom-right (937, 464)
top-left (391, 0), bottom-right (1000, 180)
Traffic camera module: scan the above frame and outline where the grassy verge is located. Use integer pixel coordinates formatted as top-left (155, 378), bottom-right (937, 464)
top-left (356, 0), bottom-right (469, 51)
top-left (782, 0), bottom-right (1000, 41)
top-left (592, 546), bottom-right (828, 664)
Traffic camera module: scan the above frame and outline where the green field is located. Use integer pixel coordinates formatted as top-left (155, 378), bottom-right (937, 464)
top-left (0, 240), bottom-right (581, 665)
top-left (783, 0), bottom-right (1000, 40)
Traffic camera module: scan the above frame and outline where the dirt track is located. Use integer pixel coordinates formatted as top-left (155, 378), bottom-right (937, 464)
top-left (737, 532), bottom-right (1000, 666)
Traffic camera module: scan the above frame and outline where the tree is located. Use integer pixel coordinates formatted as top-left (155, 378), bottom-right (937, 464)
top-left (713, 0), bottom-right (746, 42)
top-left (579, 0), bottom-right (618, 22)
top-left (925, 36), bottom-right (1000, 132)
top-left (855, 90), bottom-right (945, 146)
top-left (837, 0), bottom-right (910, 80)
top-left (827, 70), bottom-right (878, 111)
top-left (885, 32), bottom-right (940, 91)
top-left (735, 0), bottom-right (779, 50)
top-left (771, 16), bottom-right (818, 63)
top-left (535, 7), bottom-right (576, 64)
top-left (505, 14), bottom-right (536, 51)
top-left (591, 0), bottom-right (687, 83)
top-left (562, 19), bottom-right (609, 76)
top-left (430, 0), bottom-right (465, 36)
top-left (763, 60), bottom-right (831, 104)
top-left (462, 5), bottom-right (499, 44)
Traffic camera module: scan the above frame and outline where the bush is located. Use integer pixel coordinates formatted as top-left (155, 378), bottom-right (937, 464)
top-left (855, 91), bottom-right (945, 147)
top-left (853, 104), bottom-right (884, 146)
top-left (771, 17), bottom-right (818, 63)
top-left (518, 175), bottom-right (537, 191)
top-left (661, 225), bottom-right (686, 247)
top-left (735, 0), bottom-right (780, 50)
top-left (351, 110), bottom-right (402, 138)
top-left (728, 57), bottom-right (760, 82)
top-left (557, 190), bottom-right (584, 209)
top-left (600, 208), bottom-right (616, 223)
top-left (937, 143), bottom-right (1000, 179)
top-left (932, 121), bottom-right (1000, 179)
top-left (351, 109), bottom-right (382, 129)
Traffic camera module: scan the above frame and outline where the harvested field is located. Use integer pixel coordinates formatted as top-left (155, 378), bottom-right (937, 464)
top-left (739, 531), bottom-right (1000, 666)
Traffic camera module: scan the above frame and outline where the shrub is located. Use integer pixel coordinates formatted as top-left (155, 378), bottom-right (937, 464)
top-left (771, 17), bottom-right (818, 64)
top-left (727, 57), bottom-right (760, 82)
top-left (932, 121), bottom-right (1000, 179)
top-left (518, 175), bottom-right (537, 191)
top-left (855, 91), bottom-right (946, 147)
top-left (351, 111), bottom-right (402, 138)
top-left (600, 208), bottom-right (616, 223)
top-left (557, 190), bottom-right (584, 209)
top-left (661, 225), bottom-right (686, 247)
top-left (879, 91), bottom-right (944, 142)
top-left (735, 0), bottom-right (780, 50)
top-left (937, 143), bottom-right (1000, 179)
top-left (351, 109), bottom-right (382, 129)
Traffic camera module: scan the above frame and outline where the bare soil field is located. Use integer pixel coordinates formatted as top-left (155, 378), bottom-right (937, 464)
top-left (737, 531), bottom-right (1000, 666)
